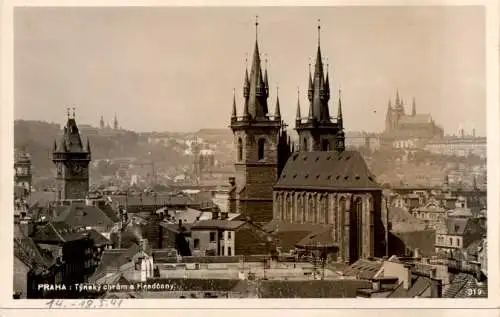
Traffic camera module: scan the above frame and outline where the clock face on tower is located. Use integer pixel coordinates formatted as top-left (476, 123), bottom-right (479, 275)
top-left (71, 164), bottom-right (83, 176)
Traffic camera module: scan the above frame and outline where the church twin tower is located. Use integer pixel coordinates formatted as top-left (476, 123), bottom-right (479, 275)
top-left (229, 20), bottom-right (345, 222)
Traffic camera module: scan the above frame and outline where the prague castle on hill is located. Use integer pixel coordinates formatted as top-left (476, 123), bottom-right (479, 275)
top-left (382, 91), bottom-right (444, 148)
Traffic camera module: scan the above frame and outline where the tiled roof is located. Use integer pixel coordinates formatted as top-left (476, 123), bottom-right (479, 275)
top-left (343, 259), bottom-right (383, 280)
top-left (97, 203), bottom-right (120, 223)
top-left (31, 221), bottom-right (93, 243)
top-left (259, 280), bottom-right (371, 298)
top-left (388, 275), bottom-right (433, 298)
top-left (90, 243), bottom-right (145, 282)
top-left (274, 151), bottom-right (380, 190)
top-left (443, 273), bottom-right (487, 298)
top-left (295, 229), bottom-right (337, 248)
top-left (14, 229), bottom-right (54, 270)
top-left (391, 230), bottom-right (436, 256)
top-left (191, 220), bottom-right (245, 230)
top-left (439, 218), bottom-right (468, 235)
top-left (55, 203), bottom-right (116, 228)
top-left (263, 221), bottom-right (334, 252)
top-left (165, 208), bottom-right (203, 224)
top-left (86, 229), bottom-right (111, 246)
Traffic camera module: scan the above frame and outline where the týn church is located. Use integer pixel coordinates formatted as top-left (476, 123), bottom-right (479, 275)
top-left (228, 19), bottom-right (386, 264)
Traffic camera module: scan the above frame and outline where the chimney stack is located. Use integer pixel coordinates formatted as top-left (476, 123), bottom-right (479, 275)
top-left (413, 248), bottom-right (420, 259)
top-left (402, 264), bottom-right (412, 290)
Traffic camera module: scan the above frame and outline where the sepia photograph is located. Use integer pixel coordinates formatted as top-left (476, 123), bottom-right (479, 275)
top-left (5, 3), bottom-right (496, 306)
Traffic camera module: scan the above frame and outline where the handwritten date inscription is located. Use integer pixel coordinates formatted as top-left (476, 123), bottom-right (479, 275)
top-left (46, 299), bottom-right (124, 309)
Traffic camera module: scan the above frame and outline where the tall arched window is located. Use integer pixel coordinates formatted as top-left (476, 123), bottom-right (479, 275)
top-left (237, 138), bottom-right (243, 162)
top-left (322, 139), bottom-right (330, 151)
top-left (258, 138), bottom-right (265, 160)
top-left (303, 138), bottom-right (308, 152)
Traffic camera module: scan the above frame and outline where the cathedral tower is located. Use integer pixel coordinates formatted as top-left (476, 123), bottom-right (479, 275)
top-left (52, 108), bottom-right (91, 203)
top-left (295, 22), bottom-right (344, 152)
top-left (229, 17), bottom-right (288, 222)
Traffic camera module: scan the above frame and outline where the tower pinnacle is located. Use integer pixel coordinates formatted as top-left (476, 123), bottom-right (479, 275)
top-left (296, 87), bottom-right (302, 120)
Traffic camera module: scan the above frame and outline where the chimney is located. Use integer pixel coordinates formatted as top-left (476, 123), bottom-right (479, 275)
top-left (19, 219), bottom-right (34, 237)
top-left (413, 248), bottom-right (420, 259)
top-left (139, 238), bottom-right (148, 253)
top-left (372, 279), bottom-right (381, 291)
top-left (429, 268), bottom-right (437, 279)
top-left (402, 264), bottom-right (412, 290)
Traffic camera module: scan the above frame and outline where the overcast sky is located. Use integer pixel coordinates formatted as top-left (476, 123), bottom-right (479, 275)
top-left (14, 6), bottom-right (485, 135)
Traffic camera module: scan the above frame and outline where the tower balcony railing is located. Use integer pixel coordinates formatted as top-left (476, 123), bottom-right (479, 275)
top-left (52, 152), bottom-right (91, 161)
top-left (230, 114), bottom-right (284, 127)
top-left (295, 116), bottom-right (341, 127)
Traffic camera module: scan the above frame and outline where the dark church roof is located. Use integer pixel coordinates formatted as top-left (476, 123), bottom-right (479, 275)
top-left (274, 150), bottom-right (379, 190)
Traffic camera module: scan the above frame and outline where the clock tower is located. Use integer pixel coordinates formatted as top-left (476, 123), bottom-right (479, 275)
top-left (52, 109), bottom-right (91, 203)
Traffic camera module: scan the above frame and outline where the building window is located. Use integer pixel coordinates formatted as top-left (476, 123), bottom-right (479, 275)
top-left (194, 238), bottom-right (200, 249)
top-left (237, 138), bottom-right (243, 162)
top-left (303, 138), bottom-right (308, 151)
top-left (227, 232), bottom-right (232, 239)
top-left (228, 247), bottom-right (232, 256)
top-left (449, 237), bottom-right (453, 246)
top-left (456, 238), bottom-right (460, 247)
top-left (322, 139), bottom-right (330, 151)
top-left (258, 138), bottom-right (265, 160)
top-left (210, 232), bottom-right (216, 242)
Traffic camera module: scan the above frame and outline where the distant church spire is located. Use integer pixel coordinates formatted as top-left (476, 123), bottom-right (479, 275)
top-left (231, 88), bottom-right (237, 119)
top-left (296, 88), bottom-right (301, 121)
top-left (113, 113), bottom-right (119, 130)
top-left (274, 86), bottom-right (281, 118)
top-left (337, 88), bottom-right (343, 129)
top-left (412, 97), bottom-right (416, 116)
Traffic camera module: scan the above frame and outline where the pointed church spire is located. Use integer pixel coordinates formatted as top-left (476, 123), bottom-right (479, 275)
top-left (274, 86), bottom-right (281, 118)
top-left (307, 61), bottom-right (313, 101)
top-left (411, 97), bottom-right (416, 116)
top-left (264, 54), bottom-right (269, 97)
top-left (325, 59), bottom-right (330, 99)
top-left (244, 15), bottom-right (269, 118)
top-left (296, 88), bottom-right (302, 121)
top-left (337, 88), bottom-right (343, 128)
top-left (231, 88), bottom-right (237, 119)
top-left (396, 89), bottom-right (401, 106)
top-left (53, 139), bottom-right (58, 152)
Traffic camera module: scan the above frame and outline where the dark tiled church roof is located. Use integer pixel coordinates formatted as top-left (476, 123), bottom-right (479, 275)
top-left (274, 151), bottom-right (379, 190)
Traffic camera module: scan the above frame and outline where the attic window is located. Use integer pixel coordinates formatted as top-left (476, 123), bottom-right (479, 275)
top-left (326, 156), bottom-right (331, 160)
top-left (368, 176), bottom-right (374, 182)
top-left (355, 176), bottom-right (360, 180)
top-left (305, 174), bottom-right (309, 179)
top-left (316, 174), bottom-right (320, 179)
top-left (293, 174), bottom-right (297, 179)
top-left (303, 156), bottom-right (308, 161)
top-left (336, 175), bottom-right (340, 180)
top-left (315, 157), bottom-right (320, 162)
top-left (327, 175), bottom-right (331, 180)
top-left (344, 176), bottom-right (349, 180)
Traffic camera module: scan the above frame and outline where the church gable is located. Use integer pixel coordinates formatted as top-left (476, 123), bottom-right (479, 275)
top-left (274, 150), bottom-right (379, 190)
